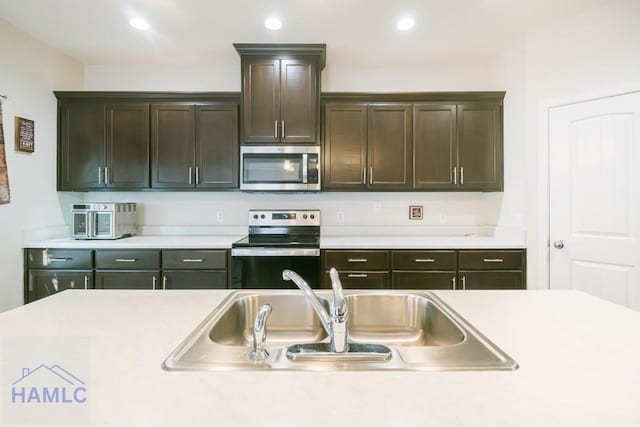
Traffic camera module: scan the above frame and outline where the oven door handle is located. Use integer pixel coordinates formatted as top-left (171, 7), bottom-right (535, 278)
top-left (231, 248), bottom-right (320, 257)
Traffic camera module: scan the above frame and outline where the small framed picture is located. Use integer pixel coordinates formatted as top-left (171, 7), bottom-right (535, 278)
top-left (15, 116), bottom-right (34, 153)
top-left (409, 205), bottom-right (423, 220)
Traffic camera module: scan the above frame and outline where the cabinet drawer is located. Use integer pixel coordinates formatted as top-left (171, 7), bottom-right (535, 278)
top-left (162, 250), bottom-right (227, 270)
top-left (391, 250), bottom-right (456, 270)
top-left (392, 271), bottom-right (456, 290)
top-left (458, 250), bottom-right (523, 270)
top-left (326, 271), bottom-right (388, 289)
top-left (324, 250), bottom-right (389, 270)
top-left (27, 249), bottom-right (93, 269)
top-left (95, 250), bottom-right (160, 269)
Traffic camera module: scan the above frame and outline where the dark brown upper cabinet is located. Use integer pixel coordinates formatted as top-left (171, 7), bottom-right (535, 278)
top-left (414, 102), bottom-right (502, 191)
top-left (323, 92), bottom-right (504, 192)
top-left (323, 103), bottom-right (412, 190)
top-left (235, 44), bottom-right (326, 145)
top-left (151, 103), bottom-right (239, 189)
top-left (368, 104), bottom-right (412, 190)
top-left (323, 103), bottom-right (367, 189)
top-left (59, 101), bottom-right (149, 190)
top-left (457, 102), bottom-right (503, 191)
top-left (413, 104), bottom-right (457, 190)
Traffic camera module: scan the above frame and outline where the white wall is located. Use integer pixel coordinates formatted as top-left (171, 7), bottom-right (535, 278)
top-left (0, 19), bottom-right (84, 311)
top-left (83, 48), bottom-right (527, 235)
top-left (524, 0), bottom-right (640, 289)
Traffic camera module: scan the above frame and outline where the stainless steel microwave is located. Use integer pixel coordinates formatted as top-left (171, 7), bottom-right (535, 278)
top-left (71, 203), bottom-right (136, 240)
top-left (240, 146), bottom-right (320, 191)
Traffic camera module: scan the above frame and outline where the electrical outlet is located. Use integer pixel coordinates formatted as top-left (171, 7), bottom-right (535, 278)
top-left (409, 205), bottom-right (423, 220)
top-left (373, 201), bottom-right (382, 216)
top-left (216, 211), bottom-right (224, 223)
top-left (336, 211), bottom-right (345, 223)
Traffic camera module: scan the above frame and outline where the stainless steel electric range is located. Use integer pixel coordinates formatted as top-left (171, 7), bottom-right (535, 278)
top-left (231, 209), bottom-right (321, 289)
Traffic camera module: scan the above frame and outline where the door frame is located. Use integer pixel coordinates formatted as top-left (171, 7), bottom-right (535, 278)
top-left (536, 81), bottom-right (640, 290)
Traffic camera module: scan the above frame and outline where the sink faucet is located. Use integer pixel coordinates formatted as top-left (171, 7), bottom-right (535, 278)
top-left (282, 268), bottom-right (349, 353)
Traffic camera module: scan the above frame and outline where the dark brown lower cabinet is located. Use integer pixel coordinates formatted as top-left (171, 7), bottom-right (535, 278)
top-left (27, 270), bottom-right (92, 302)
top-left (94, 271), bottom-right (160, 290)
top-left (326, 271), bottom-right (388, 289)
top-left (162, 271), bottom-right (227, 290)
top-left (459, 271), bottom-right (524, 290)
top-left (392, 271), bottom-right (456, 290)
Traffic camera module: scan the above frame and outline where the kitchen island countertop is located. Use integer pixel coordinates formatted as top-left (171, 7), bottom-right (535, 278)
top-left (0, 289), bottom-right (638, 426)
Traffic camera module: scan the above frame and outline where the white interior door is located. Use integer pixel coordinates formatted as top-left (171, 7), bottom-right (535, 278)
top-left (550, 92), bottom-right (640, 310)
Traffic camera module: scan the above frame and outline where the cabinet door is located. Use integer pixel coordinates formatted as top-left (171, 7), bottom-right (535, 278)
top-left (59, 102), bottom-right (105, 190)
top-left (242, 58), bottom-right (280, 143)
top-left (458, 102), bottom-right (503, 191)
top-left (367, 104), bottom-right (412, 190)
top-left (95, 271), bottom-right (159, 290)
top-left (280, 58), bottom-right (318, 144)
top-left (392, 271), bottom-right (456, 290)
top-left (325, 271), bottom-right (388, 289)
top-left (28, 270), bottom-right (92, 303)
top-left (459, 271), bottom-right (524, 290)
top-left (163, 271), bottom-right (227, 290)
top-left (151, 104), bottom-right (195, 188)
top-left (106, 103), bottom-right (150, 189)
top-left (195, 104), bottom-right (239, 188)
top-left (413, 104), bottom-right (457, 190)
top-left (323, 104), bottom-right (367, 190)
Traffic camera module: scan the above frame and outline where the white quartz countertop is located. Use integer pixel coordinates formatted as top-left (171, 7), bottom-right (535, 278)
top-left (24, 235), bottom-right (245, 249)
top-left (0, 290), bottom-right (638, 426)
top-left (320, 234), bottom-right (525, 249)
top-left (24, 232), bottom-right (525, 250)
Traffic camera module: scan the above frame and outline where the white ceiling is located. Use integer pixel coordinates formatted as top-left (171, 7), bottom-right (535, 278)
top-left (0, 0), bottom-right (611, 65)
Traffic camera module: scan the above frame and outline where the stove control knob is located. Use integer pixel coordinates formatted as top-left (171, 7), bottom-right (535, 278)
top-left (303, 214), bottom-right (308, 219)
top-left (260, 214), bottom-right (266, 219)
top-left (310, 214), bottom-right (315, 219)
top-left (253, 214), bottom-right (258, 219)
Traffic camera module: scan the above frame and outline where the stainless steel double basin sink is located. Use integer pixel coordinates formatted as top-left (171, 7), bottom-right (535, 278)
top-left (163, 290), bottom-right (518, 371)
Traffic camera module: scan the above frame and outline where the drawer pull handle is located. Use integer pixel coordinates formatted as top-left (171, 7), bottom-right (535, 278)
top-left (415, 258), bottom-right (435, 263)
top-left (115, 258), bottom-right (137, 263)
top-left (347, 258), bottom-right (368, 263)
top-left (348, 274), bottom-right (368, 278)
top-left (48, 258), bottom-right (71, 262)
top-left (182, 259), bottom-right (204, 263)
top-left (483, 258), bottom-right (504, 263)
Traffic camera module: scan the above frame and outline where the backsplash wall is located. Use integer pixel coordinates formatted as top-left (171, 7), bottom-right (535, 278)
top-left (82, 191), bottom-right (522, 232)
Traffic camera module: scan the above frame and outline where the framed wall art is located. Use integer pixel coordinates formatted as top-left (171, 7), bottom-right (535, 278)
top-left (15, 116), bottom-right (34, 153)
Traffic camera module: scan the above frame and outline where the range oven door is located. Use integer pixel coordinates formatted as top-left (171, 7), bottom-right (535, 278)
top-left (231, 248), bottom-right (321, 289)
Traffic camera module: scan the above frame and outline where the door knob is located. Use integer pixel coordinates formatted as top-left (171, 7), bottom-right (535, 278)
top-left (553, 241), bottom-right (565, 249)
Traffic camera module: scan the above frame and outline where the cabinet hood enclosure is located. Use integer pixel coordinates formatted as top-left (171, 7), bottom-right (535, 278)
top-left (55, 44), bottom-right (503, 192)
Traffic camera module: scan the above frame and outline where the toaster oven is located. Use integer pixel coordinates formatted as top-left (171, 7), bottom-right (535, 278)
top-left (71, 203), bottom-right (136, 240)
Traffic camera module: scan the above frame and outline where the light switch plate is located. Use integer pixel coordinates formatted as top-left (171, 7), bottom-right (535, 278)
top-left (409, 205), bottom-right (423, 220)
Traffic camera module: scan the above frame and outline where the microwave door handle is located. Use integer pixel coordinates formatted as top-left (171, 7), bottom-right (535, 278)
top-left (302, 154), bottom-right (308, 184)
top-left (85, 212), bottom-right (93, 238)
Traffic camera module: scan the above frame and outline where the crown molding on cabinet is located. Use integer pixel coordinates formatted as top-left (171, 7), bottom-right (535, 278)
top-left (233, 43), bottom-right (327, 69)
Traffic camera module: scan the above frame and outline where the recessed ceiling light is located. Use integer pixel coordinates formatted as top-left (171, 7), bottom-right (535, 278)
top-left (397, 17), bottom-right (415, 31)
top-left (265, 17), bottom-right (282, 31)
top-left (129, 18), bottom-right (151, 31)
